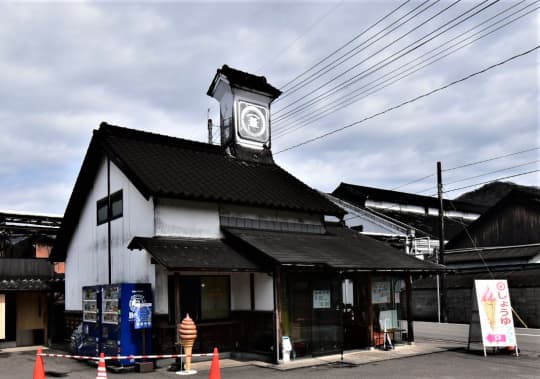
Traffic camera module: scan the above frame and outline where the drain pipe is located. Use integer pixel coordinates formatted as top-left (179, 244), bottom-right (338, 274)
top-left (107, 158), bottom-right (112, 285)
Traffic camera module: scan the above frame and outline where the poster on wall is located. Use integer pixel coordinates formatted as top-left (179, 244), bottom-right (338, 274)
top-left (313, 290), bottom-right (331, 309)
top-left (372, 281), bottom-right (391, 304)
top-left (470, 279), bottom-right (518, 356)
top-left (133, 303), bottom-right (153, 329)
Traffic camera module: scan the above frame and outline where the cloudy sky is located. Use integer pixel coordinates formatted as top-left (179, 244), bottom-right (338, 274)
top-left (1, 0), bottom-right (538, 215)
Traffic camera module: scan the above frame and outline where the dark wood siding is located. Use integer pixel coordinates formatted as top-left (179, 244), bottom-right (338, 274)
top-left (0, 258), bottom-right (54, 278)
top-left (450, 202), bottom-right (540, 248)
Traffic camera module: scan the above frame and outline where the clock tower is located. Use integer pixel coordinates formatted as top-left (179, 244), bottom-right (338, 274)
top-left (207, 65), bottom-right (281, 162)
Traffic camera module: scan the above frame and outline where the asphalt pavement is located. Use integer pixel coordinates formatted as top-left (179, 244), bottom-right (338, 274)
top-left (0, 322), bottom-right (538, 378)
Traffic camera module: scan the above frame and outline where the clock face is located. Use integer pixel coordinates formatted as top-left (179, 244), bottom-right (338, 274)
top-left (237, 101), bottom-right (269, 143)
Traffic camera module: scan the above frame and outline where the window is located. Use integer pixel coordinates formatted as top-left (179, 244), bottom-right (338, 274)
top-left (178, 276), bottom-right (230, 322)
top-left (201, 277), bottom-right (229, 319)
top-left (96, 190), bottom-right (123, 225)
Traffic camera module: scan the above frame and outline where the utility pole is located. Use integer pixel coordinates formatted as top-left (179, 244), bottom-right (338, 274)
top-left (437, 161), bottom-right (447, 323)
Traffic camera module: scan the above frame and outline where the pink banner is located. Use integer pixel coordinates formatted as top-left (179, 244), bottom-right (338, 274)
top-left (474, 280), bottom-right (517, 348)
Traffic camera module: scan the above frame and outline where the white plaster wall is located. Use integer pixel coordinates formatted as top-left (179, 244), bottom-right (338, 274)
top-left (64, 158), bottom-right (155, 311)
top-left (155, 199), bottom-right (221, 238)
top-left (220, 204), bottom-right (322, 226)
top-left (347, 215), bottom-right (406, 235)
top-left (231, 273), bottom-right (251, 311)
top-left (65, 192), bottom-right (100, 311)
top-left (154, 265), bottom-right (169, 314)
top-left (254, 273), bottom-right (274, 311)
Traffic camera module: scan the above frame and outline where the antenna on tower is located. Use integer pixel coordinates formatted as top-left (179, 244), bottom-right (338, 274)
top-left (207, 108), bottom-right (213, 144)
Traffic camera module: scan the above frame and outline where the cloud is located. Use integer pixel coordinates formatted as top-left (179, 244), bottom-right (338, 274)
top-left (0, 1), bottom-right (537, 215)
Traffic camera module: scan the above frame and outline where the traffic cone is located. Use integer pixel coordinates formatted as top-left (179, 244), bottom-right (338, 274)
top-left (33, 347), bottom-right (45, 379)
top-left (96, 352), bottom-right (107, 378)
top-left (208, 347), bottom-right (221, 379)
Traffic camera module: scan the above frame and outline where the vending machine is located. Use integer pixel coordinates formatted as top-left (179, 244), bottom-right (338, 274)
top-left (100, 283), bottom-right (153, 367)
top-left (81, 286), bottom-right (101, 357)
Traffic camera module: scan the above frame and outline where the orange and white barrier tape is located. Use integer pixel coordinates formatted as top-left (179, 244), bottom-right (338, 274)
top-left (38, 352), bottom-right (214, 361)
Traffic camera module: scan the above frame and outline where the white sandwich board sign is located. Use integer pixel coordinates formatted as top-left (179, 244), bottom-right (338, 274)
top-left (469, 279), bottom-right (518, 356)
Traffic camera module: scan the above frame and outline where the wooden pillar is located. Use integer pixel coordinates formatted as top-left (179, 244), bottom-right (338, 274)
top-left (406, 273), bottom-right (415, 344)
top-left (171, 273), bottom-right (182, 371)
top-left (273, 266), bottom-right (282, 363)
top-left (174, 273), bottom-right (181, 342)
top-left (367, 273), bottom-right (374, 348)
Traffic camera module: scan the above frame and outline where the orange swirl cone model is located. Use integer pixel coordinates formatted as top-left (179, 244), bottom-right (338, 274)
top-left (179, 314), bottom-right (197, 372)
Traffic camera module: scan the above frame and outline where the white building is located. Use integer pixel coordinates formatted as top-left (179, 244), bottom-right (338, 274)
top-left (52, 65), bottom-right (443, 362)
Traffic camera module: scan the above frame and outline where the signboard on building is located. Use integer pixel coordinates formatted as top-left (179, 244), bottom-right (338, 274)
top-left (133, 303), bottom-right (152, 329)
top-left (469, 280), bottom-right (518, 356)
top-left (372, 281), bottom-right (391, 304)
top-left (313, 290), bottom-right (331, 309)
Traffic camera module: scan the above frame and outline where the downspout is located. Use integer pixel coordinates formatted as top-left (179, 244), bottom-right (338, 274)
top-left (107, 158), bottom-right (112, 284)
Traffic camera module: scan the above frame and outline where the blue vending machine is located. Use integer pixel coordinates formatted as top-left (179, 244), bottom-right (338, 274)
top-left (81, 286), bottom-right (101, 357)
top-left (100, 283), bottom-right (153, 367)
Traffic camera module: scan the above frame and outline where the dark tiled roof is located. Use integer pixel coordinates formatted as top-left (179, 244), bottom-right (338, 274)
top-left (224, 225), bottom-right (445, 272)
top-left (207, 64), bottom-right (282, 98)
top-left (0, 275), bottom-right (63, 291)
top-left (445, 244), bottom-right (540, 264)
top-left (101, 124), bottom-right (341, 215)
top-left (332, 183), bottom-right (486, 214)
top-left (128, 237), bottom-right (259, 271)
top-left (52, 123), bottom-right (343, 261)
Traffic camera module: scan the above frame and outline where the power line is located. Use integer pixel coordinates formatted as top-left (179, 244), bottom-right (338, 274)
top-left (417, 158), bottom-right (540, 194)
top-left (273, 1), bottom-right (537, 139)
top-left (277, 0), bottom-right (434, 99)
top-left (446, 159), bottom-right (540, 185)
top-left (257, 1), bottom-right (345, 74)
top-left (441, 200), bottom-right (529, 327)
top-left (391, 146), bottom-right (539, 194)
top-left (278, 0), bottom-right (412, 91)
top-left (273, 0), bottom-right (466, 118)
top-left (442, 169), bottom-right (539, 194)
top-left (444, 146), bottom-right (540, 171)
top-left (273, 0), bottom-right (497, 123)
top-left (391, 173), bottom-right (435, 191)
top-left (274, 45), bottom-right (539, 155)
